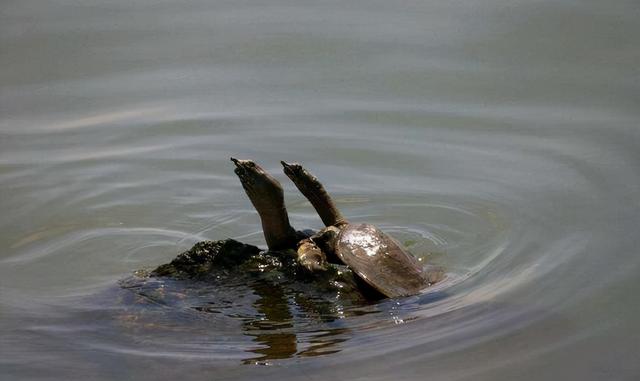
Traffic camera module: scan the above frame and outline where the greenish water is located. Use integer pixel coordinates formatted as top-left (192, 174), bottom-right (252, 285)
top-left (1, 0), bottom-right (639, 380)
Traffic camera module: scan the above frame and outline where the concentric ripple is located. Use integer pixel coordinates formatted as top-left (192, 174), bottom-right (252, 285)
top-left (2, 0), bottom-right (639, 379)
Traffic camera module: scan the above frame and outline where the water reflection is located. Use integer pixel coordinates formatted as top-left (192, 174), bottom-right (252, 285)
top-left (241, 280), bottom-right (350, 364)
top-left (242, 280), bottom-right (297, 364)
top-left (119, 272), bottom-right (359, 364)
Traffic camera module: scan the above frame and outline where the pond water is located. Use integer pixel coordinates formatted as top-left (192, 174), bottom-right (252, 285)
top-left (1, 0), bottom-right (639, 380)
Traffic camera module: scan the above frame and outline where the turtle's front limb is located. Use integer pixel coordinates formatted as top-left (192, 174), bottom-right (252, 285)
top-left (232, 158), bottom-right (299, 251)
top-left (296, 238), bottom-right (328, 272)
top-left (281, 161), bottom-right (347, 227)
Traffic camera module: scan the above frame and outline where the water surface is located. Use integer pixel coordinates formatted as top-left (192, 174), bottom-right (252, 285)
top-left (1, 0), bottom-right (639, 380)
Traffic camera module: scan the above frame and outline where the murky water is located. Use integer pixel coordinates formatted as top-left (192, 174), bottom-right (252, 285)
top-left (1, 0), bottom-right (639, 380)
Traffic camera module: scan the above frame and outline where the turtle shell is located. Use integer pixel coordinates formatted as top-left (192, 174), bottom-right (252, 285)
top-left (336, 223), bottom-right (428, 298)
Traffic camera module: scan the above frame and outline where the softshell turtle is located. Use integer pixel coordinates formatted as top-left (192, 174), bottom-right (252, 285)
top-left (281, 161), bottom-right (435, 298)
top-left (231, 158), bottom-right (438, 299)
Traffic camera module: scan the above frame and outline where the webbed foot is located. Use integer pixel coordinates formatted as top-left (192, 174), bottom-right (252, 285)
top-left (281, 161), bottom-right (347, 227)
top-left (232, 158), bottom-right (285, 213)
top-left (281, 161), bottom-right (320, 194)
top-left (231, 158), bottom-right (298, 251)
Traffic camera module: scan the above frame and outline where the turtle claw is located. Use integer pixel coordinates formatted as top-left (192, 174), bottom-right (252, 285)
top-left (280, 161), bottom-right (304, 178)
top-left (232, 160), bottom-right (254, 191)
top-left (281, 161), bottom-right (322, 193)
top-left (231, 158), bottom-right (261, 185)
top-left (231, 157), bottom-right (258, 171)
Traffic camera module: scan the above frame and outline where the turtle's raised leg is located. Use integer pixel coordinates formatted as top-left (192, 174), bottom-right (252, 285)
top-left (281, 161), bottom-right (347, 227)
top-left (231, 158), bottom-right (299, 251)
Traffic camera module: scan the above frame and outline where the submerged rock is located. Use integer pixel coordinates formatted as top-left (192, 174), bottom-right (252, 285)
top-left (151, 239), bottom-right (262, 278)
top-left (147, 238), bottom-right (371, 301)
